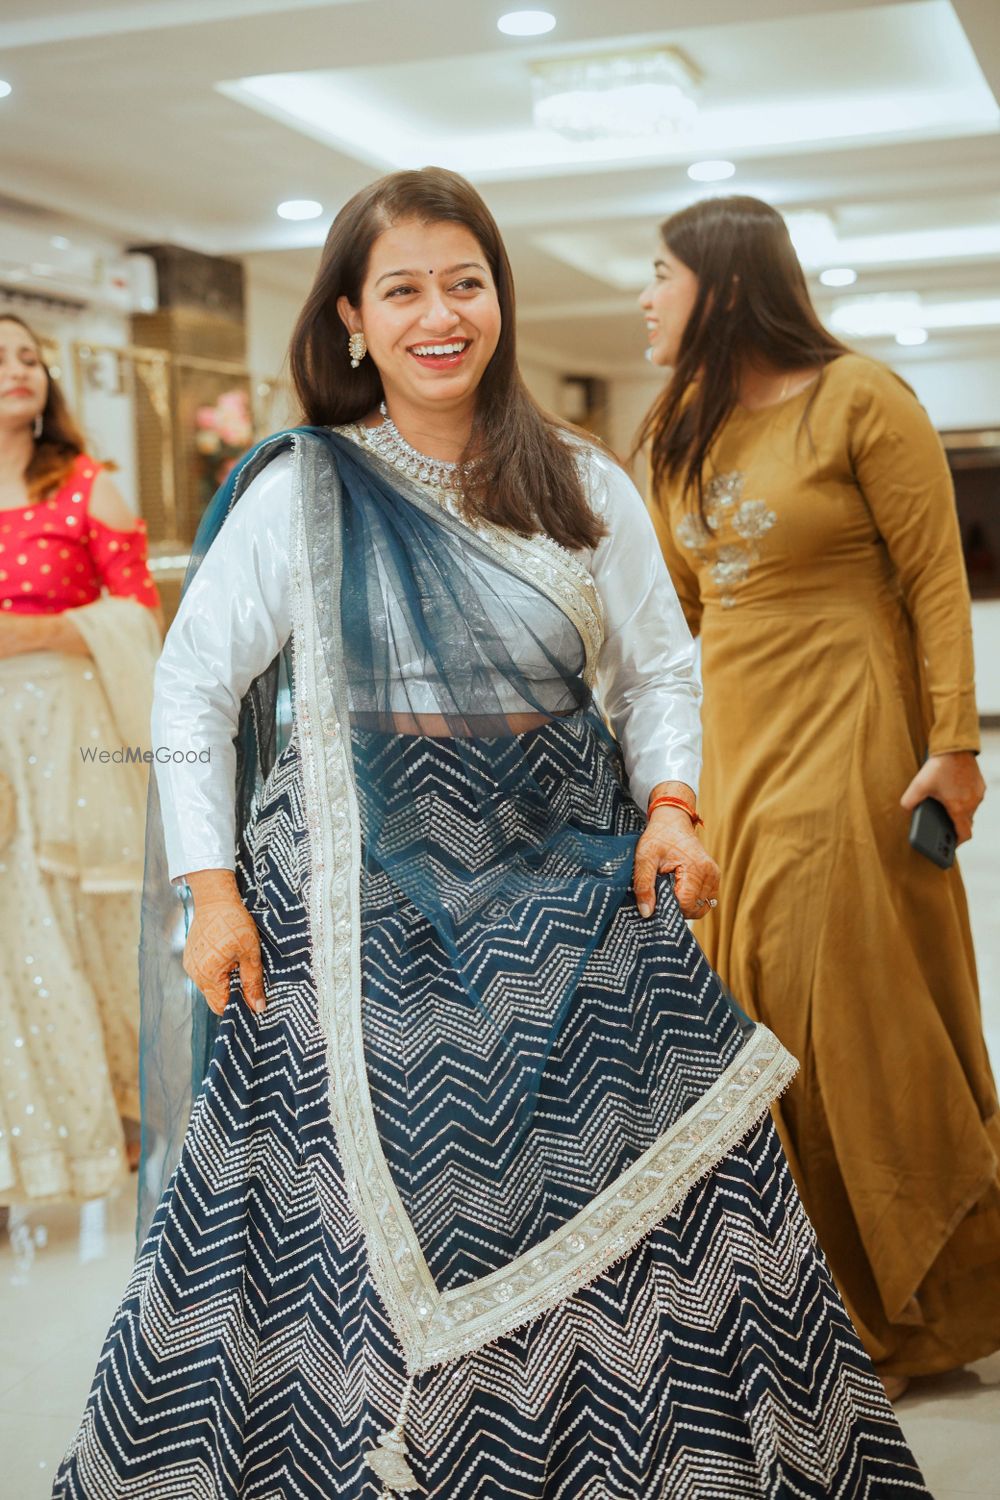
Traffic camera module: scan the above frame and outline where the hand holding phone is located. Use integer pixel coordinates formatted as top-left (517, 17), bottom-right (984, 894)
top-left (908, 797), bottom-right (957, 870)
top-left (900, 750), bottom-right (984, 847)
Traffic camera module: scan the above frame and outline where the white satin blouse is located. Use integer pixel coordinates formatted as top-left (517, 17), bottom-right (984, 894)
top-left (152, 440), bottom-right (701, 881)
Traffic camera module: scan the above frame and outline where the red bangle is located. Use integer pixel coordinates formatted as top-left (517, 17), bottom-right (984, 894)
top-left (647, 794), bottom-right (704, 829)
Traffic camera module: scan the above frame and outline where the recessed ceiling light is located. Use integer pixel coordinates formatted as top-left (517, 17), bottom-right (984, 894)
top-left (820, 267), bottom-right (857, 288)
top-left (895, 327), bottom-right (929, 346)
top-left (0, 81), bottom-right (12, 100)
top-left (497, 10), bottom-right (556, 37)
top-left (50, 236), bottom-right (71, 251)
top-left (687, 160), bottom-right (735, 183)
top-left (277, 199), bottom-right (323, 221)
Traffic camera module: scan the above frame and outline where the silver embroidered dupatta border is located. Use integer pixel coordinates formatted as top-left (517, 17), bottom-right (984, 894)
top-left (289, 434), bottom-right (798, 1375)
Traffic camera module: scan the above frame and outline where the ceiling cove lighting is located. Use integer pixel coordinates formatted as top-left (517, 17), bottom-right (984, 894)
top-left (829, 294), bottom-right (1000, 339)
top-left (829, 294), bottom-right (922, 338)
top-left (687, 159), bottom-right (735, 183)
top-left (497, 10), bottom-right (556, 36)
top-left (820, 267), bottom-right (857, 288)
top-left (276, 199), bottom-right (323, 221)
top-left (531, 46), bottom-right (700, 142)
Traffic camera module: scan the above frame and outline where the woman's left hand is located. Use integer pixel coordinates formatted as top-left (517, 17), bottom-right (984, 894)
top-left (900, 750), bottom-right (985, 845)
top-left (633, 805), bottom-right (721, 922)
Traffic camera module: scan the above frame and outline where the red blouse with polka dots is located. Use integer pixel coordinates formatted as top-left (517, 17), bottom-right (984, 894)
top-left (0, 454), bottom-right (160, 614)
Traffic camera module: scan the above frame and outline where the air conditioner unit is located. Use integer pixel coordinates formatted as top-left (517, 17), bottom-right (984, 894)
top-left (0, 223), bottom-right (157, 312)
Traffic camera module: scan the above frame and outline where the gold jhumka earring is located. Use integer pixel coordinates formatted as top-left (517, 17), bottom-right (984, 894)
top-left (348, 332), bottom-right (367, 369)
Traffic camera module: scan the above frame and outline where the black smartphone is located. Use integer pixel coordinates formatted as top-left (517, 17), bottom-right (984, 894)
top-left (908, 797), bottom-right (956, 870)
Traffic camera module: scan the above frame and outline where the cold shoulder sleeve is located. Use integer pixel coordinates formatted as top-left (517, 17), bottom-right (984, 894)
top-left (88, 512), bottom-right (161, 609)
top-left (848, 363), bottom-right (979, 755)
top-left (152, 451), bottom-right (293, 880)
top-left (584, 448), bottom-right (702, 809)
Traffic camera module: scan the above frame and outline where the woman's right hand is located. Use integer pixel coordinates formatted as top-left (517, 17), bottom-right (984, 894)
top-left (183, 869), bottom-right (266, 1016)
top-left (900, 750), bottom-right (985, 845)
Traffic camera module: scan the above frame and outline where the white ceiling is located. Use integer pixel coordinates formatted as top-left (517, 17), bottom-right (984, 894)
top-left (1, 0), bottom-right (998, 375)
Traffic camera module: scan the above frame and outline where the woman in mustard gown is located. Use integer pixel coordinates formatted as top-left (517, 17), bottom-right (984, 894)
top-left (639, 194), bottom-right (1000, 1394)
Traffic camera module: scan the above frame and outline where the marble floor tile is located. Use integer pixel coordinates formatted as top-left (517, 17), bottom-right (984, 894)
top-left (897, 1349), bottom-right (1000, 1495)
top-left (0, 1411), bottom-right (80, 1500)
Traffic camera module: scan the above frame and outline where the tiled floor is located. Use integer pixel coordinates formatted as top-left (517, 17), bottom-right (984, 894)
top-left (3, 736), bottom-right (1000, 1499)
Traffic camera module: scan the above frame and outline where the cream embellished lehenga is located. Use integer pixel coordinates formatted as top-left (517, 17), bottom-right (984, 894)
top-left (0, 597), bottom-right (159, 1204)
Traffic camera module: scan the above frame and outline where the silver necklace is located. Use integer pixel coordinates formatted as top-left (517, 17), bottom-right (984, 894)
top-left (360, 402), bottom-right (464, 492)
top-left (349, 408), bottom-right (592, 587)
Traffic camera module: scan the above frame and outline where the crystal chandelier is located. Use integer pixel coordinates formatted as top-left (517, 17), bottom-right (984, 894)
top-left (530, 47), bottom-right (701, 142)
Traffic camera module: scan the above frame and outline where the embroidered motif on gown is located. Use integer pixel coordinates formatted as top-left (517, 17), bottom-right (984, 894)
top-left (54, 429), bottom-right (928, 1497)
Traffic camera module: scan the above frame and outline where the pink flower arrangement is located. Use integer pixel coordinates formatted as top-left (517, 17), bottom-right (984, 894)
top-left (195, 389), bottom-right (253, 454)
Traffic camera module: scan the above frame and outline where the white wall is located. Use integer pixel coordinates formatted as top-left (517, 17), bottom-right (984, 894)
top-left (243, 269), bottom-right (299, 385)
top-left (606, 371), bottom-right (663, 467)
top-left (973, 603), bottom-right (1000, 718)
top-left (242, 266), bottom-right (302, 430)
top-left (519, 359), bottom-right (564, 415)
top-left (892, 350), bottom-right (1000, 714)
top-left (892, 352), bottom-right (1000, 433)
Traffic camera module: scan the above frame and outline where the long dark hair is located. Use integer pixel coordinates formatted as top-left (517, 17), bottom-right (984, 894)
top-left (636, 196), bottom-right (848, 515)
top-left (1, 314), bottom-right (87, 501)
top-left (289, 167), bottom-right (603, 550)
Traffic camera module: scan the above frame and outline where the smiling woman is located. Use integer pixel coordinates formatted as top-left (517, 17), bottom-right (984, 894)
top-left (53, 168), bottom-right (928, 1500)
top-left (640, 193), bottom-right (1000, 1397)
top-left (336, 223), bottom-right (502, 437)
top-left (288, 168), bottom-right (604, 550)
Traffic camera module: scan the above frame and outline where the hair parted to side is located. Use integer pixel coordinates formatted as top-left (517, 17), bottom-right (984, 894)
top-left (635, 195), bottom-right (848, 517)
top-left (289, 166), bottom-right (604, 551)
top-left (1, 314), bottom-right (87, 501)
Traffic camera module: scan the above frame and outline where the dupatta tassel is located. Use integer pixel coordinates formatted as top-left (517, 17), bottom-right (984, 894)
top-left (365, 1423), bottom-right (422, 1494)
top-left (366, 1374), bottom-right (422, 1494)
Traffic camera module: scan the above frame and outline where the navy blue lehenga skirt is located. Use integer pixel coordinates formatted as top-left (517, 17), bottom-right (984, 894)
top-left (54, 728), bottom-right (927, 1498)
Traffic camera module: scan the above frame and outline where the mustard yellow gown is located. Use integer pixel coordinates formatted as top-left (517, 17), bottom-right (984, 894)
top-left (654, 352), bottom-right (1000, 1376)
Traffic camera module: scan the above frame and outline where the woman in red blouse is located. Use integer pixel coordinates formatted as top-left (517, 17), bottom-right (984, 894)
top-left (0, 314), bottom-right (161, 1204)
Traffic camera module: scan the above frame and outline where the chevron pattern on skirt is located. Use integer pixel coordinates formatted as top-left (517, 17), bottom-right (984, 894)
top-left (54, 730), bottom-right (927, 1497)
